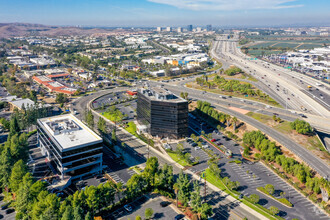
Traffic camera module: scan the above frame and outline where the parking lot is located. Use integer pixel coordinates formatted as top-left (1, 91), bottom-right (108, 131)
top-left (0, 196), bottom-right (15, 220)
top-left (179, 113), bottom-right (328, 220)
top-left (107, 195), bottom-right (181, 220)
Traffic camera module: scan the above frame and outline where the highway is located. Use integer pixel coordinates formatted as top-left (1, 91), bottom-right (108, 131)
top-left (148, 81), bottom-right (330, 179)
top-left (72, 89), bottom-right (267, 220)
top-left (211, 36), bottom-right (330, 118)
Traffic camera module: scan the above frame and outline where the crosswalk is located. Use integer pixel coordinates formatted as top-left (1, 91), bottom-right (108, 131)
top-left (107, 172), bottom-right (125, 184)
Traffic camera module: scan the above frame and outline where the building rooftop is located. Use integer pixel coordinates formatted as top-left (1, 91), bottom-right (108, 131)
top-left (10, 98), bottom-right (35, 109)
top-left (139, 87), bottom-right (186, 103)
top-left (38, 114), bottom-right (102, 151)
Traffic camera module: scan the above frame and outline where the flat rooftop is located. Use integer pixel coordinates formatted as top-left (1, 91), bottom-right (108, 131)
top-left (38, 114), bottom-right (102, 151)
top-left (139, 87), bottom-right (186, 103)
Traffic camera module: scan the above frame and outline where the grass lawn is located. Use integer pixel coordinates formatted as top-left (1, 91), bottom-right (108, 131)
top-left (125, 121), bottom-right (137, 136)
top-left (246, 112), bottom-right (274, 124)
top-left (273, 121), bottom-right (292, 133)
top-left (203, 168), bottom-right (227, 191)
top-left (167, 152), bottom-right (191, 167)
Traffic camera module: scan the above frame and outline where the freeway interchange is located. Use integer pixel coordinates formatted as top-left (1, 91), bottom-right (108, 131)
top-left (211, 36), bottom-right (330, 118)
top-left (70, 37), bottom-right (330, 219)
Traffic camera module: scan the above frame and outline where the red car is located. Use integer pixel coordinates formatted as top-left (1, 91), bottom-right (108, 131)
top-left (211, 139), bottom-right (216, 142)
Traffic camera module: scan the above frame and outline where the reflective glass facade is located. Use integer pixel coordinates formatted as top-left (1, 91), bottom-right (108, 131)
top-left (137, 90), bottom-right (188, 139)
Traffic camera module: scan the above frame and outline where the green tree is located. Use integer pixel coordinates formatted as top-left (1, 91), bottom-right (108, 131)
top-left (85, 211), bottom-right (93, 220)
top-left (9, 159), bottom-right (27, 193)
top-left (199, 203), bottom-right (213, 219)
top-left (145, 208), bottom-right (154, 220)
top-left (61, 206), bottom-right (73, 220)
top-left (177, 170), bottom-right (191, 207)
top-left (269, 206), bottom-right (279, 215)
top-left (249, 194), bottom-right (260, 204)
top-left (9, 115), bottom-right (20, 138)
top-left (190, 181), bottom-right (202, 212)
top-left (265, 184), bottom-right (275, 195)
top-left (97, 117), bottom-right (107, 134)
top-left (135, 215), bottom-right (142, 220)
top-left (86, 110), bottom-right (94, 129)
top-left (144, 157), bottom-right (159, 187)
top-left (55, 93), bottom-right (68, 105)
top-left (0, 147), bottom-right (12, 188)
top-left (73, 205), bottom-right (84, 220)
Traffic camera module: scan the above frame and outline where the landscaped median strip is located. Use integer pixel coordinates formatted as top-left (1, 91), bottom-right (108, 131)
top-left (203, 168), bottom-right (282, 220)
top-left (257, 187), bottom-right (293, 208)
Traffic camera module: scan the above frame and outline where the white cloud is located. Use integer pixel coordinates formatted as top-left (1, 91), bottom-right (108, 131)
top-left (147, 0), bottom-right (304, 11)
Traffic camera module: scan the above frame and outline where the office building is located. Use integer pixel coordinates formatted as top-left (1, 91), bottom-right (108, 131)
top-left (177, 27), bottom-right (182, 33)
top-left (156, 27), bottom-right (162, 32)
top-left (166, 27), bottom-right (172, 32)
top-left (187, 25), bottom-right (193, 32)
top-left (137, 87), bottom-right (188, 139)
top-left (37, 114), bottom-right (103, 184)
top-left (196, 27), bottom-right (202, 32)
top-left (206, 25), bottom-right (212, 31)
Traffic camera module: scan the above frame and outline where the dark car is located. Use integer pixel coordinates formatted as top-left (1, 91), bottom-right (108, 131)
top-left (5, 208), bottom-right (14, 214)
top-left (1, 203), bottom-right (10, 210)
top-left (174, 214), bottom-right (185, 220)
top-left (160, 201), bottom-right (170, 207)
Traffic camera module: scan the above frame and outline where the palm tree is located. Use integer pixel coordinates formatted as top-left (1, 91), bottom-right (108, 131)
top-left (232, 117), bottom-right (238, 130)
top-left (226, 115), bottom-right (231, 127)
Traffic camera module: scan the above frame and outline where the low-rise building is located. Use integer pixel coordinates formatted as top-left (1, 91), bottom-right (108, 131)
top-left (37, 114), bottom-right (103, 186)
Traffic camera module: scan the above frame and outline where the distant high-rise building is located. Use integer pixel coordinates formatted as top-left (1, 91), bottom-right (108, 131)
top-left (206, 24), bottom-right (212, 31)
top-left (166, 27), bottom-right (172, 32)
top-left (187, 25), bottom-right (193, 32)
top-left (196, 27), bottom-right (202, 32)
top-left (177, 27), bottom-right (182, 33)
top-left (156, 27), bottom-right (162, 32)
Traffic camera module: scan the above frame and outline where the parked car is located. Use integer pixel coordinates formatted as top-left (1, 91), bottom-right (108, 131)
top-left (124, 204), bottom-right (132, 212)
top-left (211, 139), bottom-right (216, 142)
top-left (5, 209), bottom-right (14, 214)
top-left (160, 201), bottom-right (170, 207)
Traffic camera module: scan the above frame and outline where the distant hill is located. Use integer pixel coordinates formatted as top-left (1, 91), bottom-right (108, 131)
top-left (0, 23), bottom-right (134, 38)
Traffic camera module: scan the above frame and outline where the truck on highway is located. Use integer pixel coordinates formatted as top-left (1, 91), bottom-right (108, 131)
top-left (316, 83), bottom-right (322, 87)
top-left (307, 85), bottom-right (312, 90)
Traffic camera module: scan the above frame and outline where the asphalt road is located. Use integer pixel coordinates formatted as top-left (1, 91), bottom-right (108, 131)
top-left (73, 89), bottom-right (266, 220)
top-left (149, 82), bottom-right (330, 179)
top-left (213, 38), bottom-right (330, 118)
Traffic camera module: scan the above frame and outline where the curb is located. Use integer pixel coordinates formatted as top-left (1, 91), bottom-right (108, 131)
top-left (256, 188), bottom-right (293, 209)
top-left (259, 161), bottom-right (330, 217)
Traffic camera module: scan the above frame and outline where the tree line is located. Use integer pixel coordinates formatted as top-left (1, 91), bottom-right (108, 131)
top-left (242, 130), bottom-right (330, 203)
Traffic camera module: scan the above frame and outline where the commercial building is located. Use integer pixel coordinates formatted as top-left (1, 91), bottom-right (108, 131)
top-left (156, 27), bottom-right (162, 32)
top-left (137, 87), bottom-right (188, 139)
top-left (166, 27), bottom-right (172, 32)
top-left (37, 114), bottom-right (103, 186)
top-left (177, 27), bottom-right (182, 33)
top-left (206, 25), bottom-right (212, 31)
top-left (187, 25), bottom-right (193, 32)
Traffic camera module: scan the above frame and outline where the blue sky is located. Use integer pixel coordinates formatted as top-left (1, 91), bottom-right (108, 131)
top-left (0, 0), bottom-right (329, 27)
